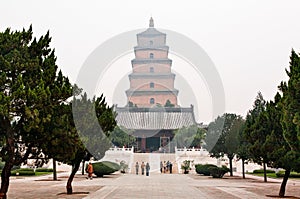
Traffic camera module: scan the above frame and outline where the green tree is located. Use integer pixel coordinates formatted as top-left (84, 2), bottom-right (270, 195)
top-left (109, 126), bottom-right (136, 147)
top-left (164, 99), bottom-right (175, 107)
top-left (41, 92), bottom-right (116, 194)
top-left (263, 94), bottom-right (292, 197)
top-left (279, 50), bottom-right (300, 196)
top-left (236, 123), bottom-right (249, 179)
top-left (173, 125), bottom-right (205, 148)
top-left (209, 113), bottom-right (243, 176)
top-left (191, 127), bottom-right (206, 148)
top-left (204, 115), bottom-right (225, 152)
top-left (243, 92), bottom-right (270, 182)
top-left (0, 27), bottom-right (73, 198)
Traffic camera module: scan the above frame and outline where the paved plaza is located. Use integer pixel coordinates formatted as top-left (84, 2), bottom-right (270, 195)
top-left (6, 171), bottom-right (300, 199)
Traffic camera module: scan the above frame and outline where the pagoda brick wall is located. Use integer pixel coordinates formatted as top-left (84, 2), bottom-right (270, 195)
top-left (132, 64), bottom-right (171, 73)
top-left (137, 37), bottom-right (166, 46)
top-left (128, 94), bottom-right (177, 107)
top-left (130, 79), bottom-right (174, 90)
top-left (135, 50), bottom-right (168, 59)
top-left (126, 22), bottom-right (178, 107)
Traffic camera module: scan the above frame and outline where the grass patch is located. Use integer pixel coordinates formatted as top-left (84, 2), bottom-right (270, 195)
top-left (35, 171), bottom-right (53, 176)
top-left (250, 172), bottom-right (300, 180)
top-left (251, 172), bottom-right (278, 178)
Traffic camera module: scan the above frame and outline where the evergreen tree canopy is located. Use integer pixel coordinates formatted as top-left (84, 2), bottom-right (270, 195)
top-left (0, 26), bottom-right (73, 198)
top-left (280, 50), bottom-right (300, 169)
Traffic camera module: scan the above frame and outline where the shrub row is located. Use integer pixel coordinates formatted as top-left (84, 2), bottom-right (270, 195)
top-left (195, 164), bottom-right (217, 176)
top-left (195, 164), bottom-right (230, 178)
top-left (35, 168), bottom-right (53, 172)
top-left (11, 169), bottom-right (35, 176)
top-left (92, 161), bottom-right (120, 177)
top-left (253, 169), bottom-right (275, 174)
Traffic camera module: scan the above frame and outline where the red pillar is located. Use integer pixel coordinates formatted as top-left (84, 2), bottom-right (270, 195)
top-left (141, 136), bottom-right (146, 152)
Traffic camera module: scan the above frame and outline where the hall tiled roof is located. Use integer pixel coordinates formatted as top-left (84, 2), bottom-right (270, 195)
top-left (115, 106), bottom-right (196, 130)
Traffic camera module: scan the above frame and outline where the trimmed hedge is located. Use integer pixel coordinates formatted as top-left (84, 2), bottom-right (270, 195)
top-left (35, 168), bottom-right (53, 172)
top-left (92, 161), bottom-right (120, 177)
top-left (195, 164), bottom-right (229, 178)
top-left (11, 169), bottom-right (35, 176)
top-left (195, 164), bottom-right (217, 176)
top-left (208, 166), bottom-right (230, 178)
top-left (276, 171), bottom-right (300, 178)
top-left (253, 169), bottom-right (275, 174)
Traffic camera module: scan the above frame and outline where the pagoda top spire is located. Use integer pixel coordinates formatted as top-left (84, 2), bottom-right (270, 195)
top-left (149, 17), bottom-right (154, 27)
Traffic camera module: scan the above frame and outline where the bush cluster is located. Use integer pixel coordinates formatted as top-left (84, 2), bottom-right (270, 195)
top-left (195, 164), bottom-right (217, 176)
top-left (253, 169), bottom-right (275, 174)
top-left (92, 161), bottom-right (120, 177)
top-left (195, 164), bottom-right (229, 178)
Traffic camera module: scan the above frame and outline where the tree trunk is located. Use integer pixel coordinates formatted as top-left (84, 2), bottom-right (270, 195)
top-left (229, 157), bottom-right (233, 176)
top-left (53, 160), bottom-right (57, 180)
top-left (263, 162), bottom-right (267, 182)
top-left (81, 160), bottom-right (85, 175)
top-left (279, 169), bottom-right (290, 197)
top-left (242, 159), bottom-right (245, 179)
top-left (66, 160), bottom-right (81, 194)
top-left (0, 130), bottom-right (15, 199)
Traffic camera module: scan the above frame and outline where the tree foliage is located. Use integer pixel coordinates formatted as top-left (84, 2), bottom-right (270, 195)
top-left (280, 50), bottom-right (300, 169)
top-left (0, 26), bottom-right (73, 198)
top-left (173, 125), bottom-right (206, 148)
top-left (208, 113), bottom-right (244, 176)
top-left (109, 126), bottom-right (135, 147)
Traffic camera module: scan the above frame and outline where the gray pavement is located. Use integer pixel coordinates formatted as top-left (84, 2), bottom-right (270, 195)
top-left (7, 171), bottom-right (300, 199)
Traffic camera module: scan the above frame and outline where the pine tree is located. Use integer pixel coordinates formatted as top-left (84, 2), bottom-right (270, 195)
top-left (0, 26), bottom-right (72, 198)
top-left (243, 92), bottom-right (270, 182)
top-left (279, 50), bottom-right (300, 196)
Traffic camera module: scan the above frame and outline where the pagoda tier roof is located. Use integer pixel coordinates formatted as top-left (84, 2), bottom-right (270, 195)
top-left (125, 89), bottom-right (179, 96)
top-left (128, 73), bottom-right (175, 79)
top-left (115, 106), bottom-right (196, 130)
top-left (131, 58), bottom-right (172, 65)
top-left (137, 28), bottom-right (166, 37)
top-left (134, 46), bottom-right (169, 51)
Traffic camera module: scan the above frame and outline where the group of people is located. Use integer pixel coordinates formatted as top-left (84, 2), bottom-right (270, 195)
top-left (135, 162), bottom-right (150, 176)
top-left (160, 160), bottom-right (172, 173)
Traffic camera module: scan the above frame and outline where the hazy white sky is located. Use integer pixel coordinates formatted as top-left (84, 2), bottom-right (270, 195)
top-left (1, 0), bottom-right (300, 123)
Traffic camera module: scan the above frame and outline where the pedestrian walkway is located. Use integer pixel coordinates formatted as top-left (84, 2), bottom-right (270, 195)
top-left (7, 171), bottom-right (300, 198)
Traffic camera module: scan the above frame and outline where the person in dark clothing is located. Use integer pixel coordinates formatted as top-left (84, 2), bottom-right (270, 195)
top-left (146, 162), bottom-right (150, 176)
top-left (169, 162), bottom-right (173, 174)
top-left (141, 162), bottom-right (145, 175)
top-left (135, 162), bottom-right (139, 175)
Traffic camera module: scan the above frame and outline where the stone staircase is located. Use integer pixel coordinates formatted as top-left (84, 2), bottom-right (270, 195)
top-left (131, 153), bottom-right (178, 174)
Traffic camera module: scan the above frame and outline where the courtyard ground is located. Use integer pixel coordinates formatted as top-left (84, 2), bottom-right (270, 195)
top-left (6, 171), bottom-right (300, 199)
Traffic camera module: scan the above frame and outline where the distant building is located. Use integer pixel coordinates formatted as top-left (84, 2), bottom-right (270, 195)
top-left (116, 18), bottom-right (198, 152)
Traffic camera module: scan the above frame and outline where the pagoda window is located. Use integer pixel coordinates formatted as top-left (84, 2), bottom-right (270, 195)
top-left (150, 82), bottom-right (154, 88)
top-left (150, 98), bottom-right (155, 104)
top-left (150, 67), bottom-right (154, 73)
top-left (150, 53), bottom-right (154, 59)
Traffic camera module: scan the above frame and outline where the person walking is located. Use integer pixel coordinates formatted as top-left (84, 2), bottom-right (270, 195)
top-left (146, 162), bottom-right (150, 176)
top-left (86, 162), bottom-right (93, 180)
top-left (135, 162), bottom-right (139, 175)
top-left (169, 162), bottom-right (173, 174)
top-left (166, 160), bottom-right (170, 172)
top-left (160, 161), bottom-right (163, 173)
top-left (141, 162), bottom-right (145, 175)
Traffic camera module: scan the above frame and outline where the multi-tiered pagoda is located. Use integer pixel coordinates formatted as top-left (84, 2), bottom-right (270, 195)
top-left (116, 18), bottom-right (197, 153)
